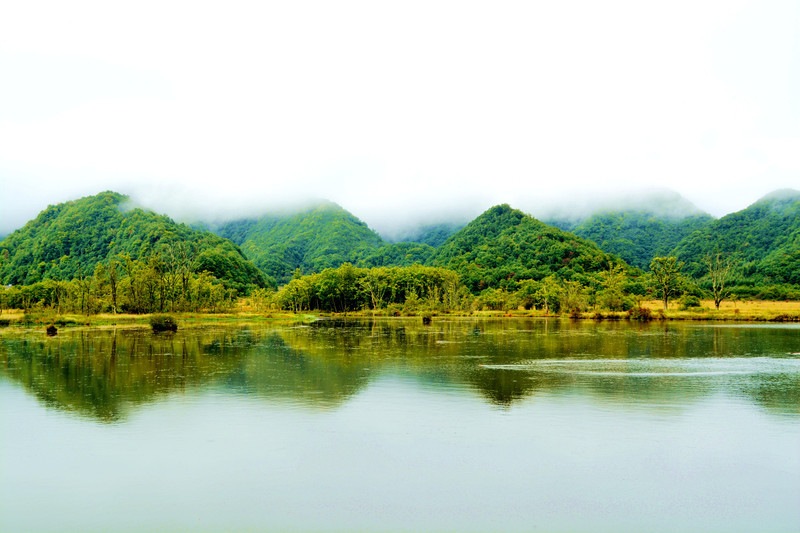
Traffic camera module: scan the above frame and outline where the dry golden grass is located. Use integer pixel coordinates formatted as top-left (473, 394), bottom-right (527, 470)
top-left (640, 299), bottom-right (800, 312)
top-left (638, 299), bottom-right (800, 321)
top-left (3, 299), bottom-right (800, 327)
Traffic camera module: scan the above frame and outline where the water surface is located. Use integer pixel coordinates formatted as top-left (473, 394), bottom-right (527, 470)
top-left (1, 319), bottom-right (798, 532)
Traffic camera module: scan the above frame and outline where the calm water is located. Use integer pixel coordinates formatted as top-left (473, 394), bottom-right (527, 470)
top-left (1, 318), bottom-right (798, 532)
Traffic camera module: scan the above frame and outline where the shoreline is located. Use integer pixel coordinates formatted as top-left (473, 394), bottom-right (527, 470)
top-left (2, 301), bottom-right (800, 333)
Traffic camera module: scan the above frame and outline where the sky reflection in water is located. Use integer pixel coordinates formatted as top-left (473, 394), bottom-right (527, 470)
top-left (1, 319), bottom-right (798, 532)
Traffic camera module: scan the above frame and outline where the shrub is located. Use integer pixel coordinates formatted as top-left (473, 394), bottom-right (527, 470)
top-left (627, 306), bottom-right (652, 321)
top-left (150, 314), bottom-right (178, 333)
top-left (678, 294), bottom-right (702, 311)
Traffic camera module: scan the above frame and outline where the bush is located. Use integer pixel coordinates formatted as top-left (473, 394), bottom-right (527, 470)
top-left (678, 294), bottom-right (702, 311)
top-left (627, 306), bottom-right (652, 321)
top-left (150, 314), bottom-right (178, 333)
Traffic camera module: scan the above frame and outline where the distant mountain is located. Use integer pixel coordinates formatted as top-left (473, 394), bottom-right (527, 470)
top-left (359, 242), bottom-right (436, 268)
top-left (431, 204), bottom-right (625, 292)
top-left (673, 189), bottom-right (800, 284)
top-left (389, 222), bottom-right (466, 248)
top-left (542, 190), bottom-right (710, 232)
top-left (214, 202), bottom-right (386, 284)
top-left (0, 191), bottom-right (267, 290)
top-left (538, 191), bottom-right (713, 270)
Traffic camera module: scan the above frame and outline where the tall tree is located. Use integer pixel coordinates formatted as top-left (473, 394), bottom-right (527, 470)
top-left (649, 257), bottom-right (684, 311)
top-left (703, 251), bottom-right (735, 310)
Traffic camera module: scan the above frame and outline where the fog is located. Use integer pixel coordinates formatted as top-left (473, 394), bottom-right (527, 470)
top-left (1, 1), bottom-right (798, 237)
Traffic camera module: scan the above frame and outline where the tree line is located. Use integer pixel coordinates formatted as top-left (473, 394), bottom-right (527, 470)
top-left (258, 254), bottom-right (799, 314)
top-left (1, 246), bottom-right (238, 315)
top-left (4, 250), bottom-right (799, 317)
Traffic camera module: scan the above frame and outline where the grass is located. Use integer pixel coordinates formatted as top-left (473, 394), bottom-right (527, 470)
top-left (0, 308), bottom-right (316, 331)
top-left (636, 299), bottom-right (800, 321)
top-left (2, 298), bottom-right (799, 331)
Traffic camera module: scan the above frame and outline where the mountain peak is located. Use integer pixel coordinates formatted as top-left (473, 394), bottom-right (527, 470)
top-left (754, 188), bottom-right (800, 206)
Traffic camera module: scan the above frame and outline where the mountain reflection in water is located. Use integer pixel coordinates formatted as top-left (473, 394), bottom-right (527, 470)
top-left (1, 318), bottom-right (798, 422)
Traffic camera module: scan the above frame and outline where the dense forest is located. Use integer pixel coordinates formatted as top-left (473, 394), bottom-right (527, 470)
top-left (0, 192), bottom-right (267, 293)
top-left (2, 189), bottom-right (799, 316)
top-left (544, 190), bottom-right (714, 269)
top-left (673, 189), bottom-right (800, 285)
top-left (430, 204), bottom-right (630, 292)
top-left (566, 211), bottom-right (713, 270)
top-left (388, 222), bottom-right (467, 248)
top-left (214, 202), bottom-right (385, 285)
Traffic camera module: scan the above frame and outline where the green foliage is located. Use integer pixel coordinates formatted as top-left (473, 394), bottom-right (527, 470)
top-left (273, 263), bottom-right (465, 313)
top-left (597, 265), bottom-right (634, 311)
top-left (678, 294), bottom-right (702, 311)
top-left (391, 222), bottom-right (466, 248)
top-left (649, 256), bottom-right (685, 310)
top-left (358, 242), bottom-right (436, 268)
top-left (0, 192), bottom-right (267, 293)
top-left (430, 204), bottom-right (626, 293)
top-left (1, 254), bottom-right (238, 315)
top-left (672, 189), bottom-right (800, 284)
top-left (627, 306), bottom-right (653, 321)
top-left (571, 211), bottom-right (713, 269)
top-left (149, 314), bottom-right (178, 332)
top-left (220, 202), bottom-right (386, 285)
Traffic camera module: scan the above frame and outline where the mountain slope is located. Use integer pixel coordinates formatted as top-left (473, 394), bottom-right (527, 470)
top-left (216, 202), bottom-right (386, 284)
top-left (390, 222), bottom-right (466, 248)
top-left (431, 204), bottom-right (626, 292)
top-left (540, 191), bottom-right (714, 269)
top-left (571, 211), bottom-right (713, 269)
top-left (0, 191), bottom-right (267, 290)
top-left (672, 189), bottom-right (800, 283)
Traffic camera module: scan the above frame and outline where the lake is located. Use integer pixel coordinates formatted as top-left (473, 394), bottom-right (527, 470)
top-left (1, 318), bottom-right (798, 532)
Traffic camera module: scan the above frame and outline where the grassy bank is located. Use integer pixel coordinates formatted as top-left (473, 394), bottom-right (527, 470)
top-left (0, 309), bottom-right (317, 330)
top-left (2, 299), bottom-right (799, 331)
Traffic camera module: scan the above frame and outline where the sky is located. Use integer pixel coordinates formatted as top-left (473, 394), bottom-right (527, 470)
top-left (1, 0), bottom-right (798, 237)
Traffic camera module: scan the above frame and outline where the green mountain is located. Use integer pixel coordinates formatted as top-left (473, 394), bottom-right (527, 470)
top-left (431, 204), bottom-right (626, 292)
top-left (359, 242), bottom-right (436, 268)
top-left (672, 189), bottom-right (800, 284)
top-left (391, 222), bottom-right (466, 248)
top-left (571, 213), bottom-right (713, 270)
top-left (215, 202), bottom-right (386, 284)
top-left (0, 191), bottom-right (267, 291)
top-left (540, 191), bottom-right (714, 269)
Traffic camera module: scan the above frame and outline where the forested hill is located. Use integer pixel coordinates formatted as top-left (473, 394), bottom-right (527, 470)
top-left (431, 204), bottom-right (627, 292)
top-left (672, 189), bottom-right (800, 284)
top-left (0, 191), bottom-right (267, 291)
top-left (569, 211), bottom-right (713, 270)
top-left (543, 190), bottom-right (710, 233)
top-left (389, 222), bottom-right (466, 248)
top-left (214, 202), bottom-right (386, 285)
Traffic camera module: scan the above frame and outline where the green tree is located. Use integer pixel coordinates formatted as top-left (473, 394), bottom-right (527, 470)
top-left (702, 251), bottom-right (735, 310)
top-left (649, 256), bottom-right (684, 311)
top-left (597, 265), bottom-right (632, 311)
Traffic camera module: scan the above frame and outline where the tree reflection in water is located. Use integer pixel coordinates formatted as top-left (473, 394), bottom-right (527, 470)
top-left (1, 319), bottom-right (798, 422)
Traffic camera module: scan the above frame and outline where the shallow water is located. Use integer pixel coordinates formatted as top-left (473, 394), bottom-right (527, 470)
top-left (1, 318), bottom-right (798, 532)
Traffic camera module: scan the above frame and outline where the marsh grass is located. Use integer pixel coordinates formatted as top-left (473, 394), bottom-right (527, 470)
top-left (1, 299), bottom-right (798, 330)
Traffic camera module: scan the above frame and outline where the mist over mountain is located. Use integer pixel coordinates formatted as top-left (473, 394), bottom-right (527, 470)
top-left (538, 189), bottom-right (712, 232)
top-left (523, 190), bottom-right (713, 270)
top-left (0, 192), bottom-right (267, 291)
top-left (212, 201), bottom-right (386, 285)
top-left (430, 204), bottom-right (625, 292)
top-left (388, 222), bottom-right (467, 247)
top-left (4, 188), bottom-right (799, 300)
top-left (672, 189), bottom-right (800, 284)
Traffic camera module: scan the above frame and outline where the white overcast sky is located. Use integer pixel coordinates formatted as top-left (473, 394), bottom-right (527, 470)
top-left (1, 0), bottom-right (798, 236)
